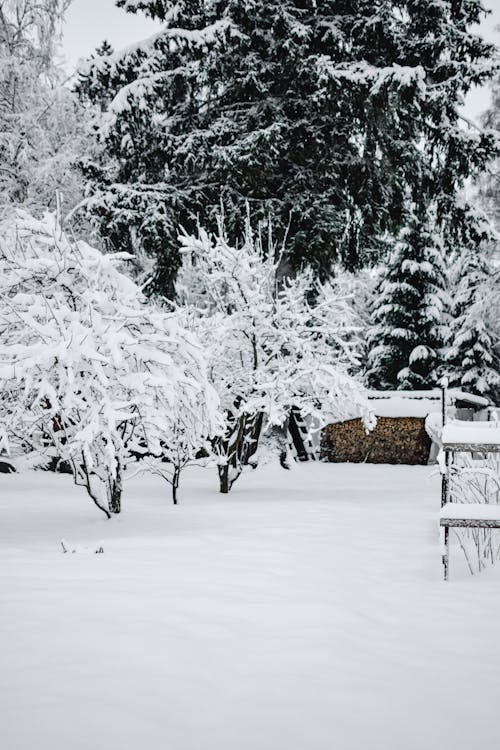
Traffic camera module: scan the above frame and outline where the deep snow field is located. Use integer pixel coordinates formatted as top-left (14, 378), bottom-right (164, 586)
top-left (1, 462), bottom-right (499, 750)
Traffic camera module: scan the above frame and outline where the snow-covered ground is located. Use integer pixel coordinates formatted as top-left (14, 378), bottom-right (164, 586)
top-left (1, 462), bottom-right (499, 750)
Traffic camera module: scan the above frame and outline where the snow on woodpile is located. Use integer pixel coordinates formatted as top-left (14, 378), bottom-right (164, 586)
top-left (369, 396), bottom-right (438, 418)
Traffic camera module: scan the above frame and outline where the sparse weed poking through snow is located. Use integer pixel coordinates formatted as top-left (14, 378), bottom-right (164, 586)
top-left (175, 216), bottom-right (372, 493)
top-left (0, 211), bottom-right (221, 515)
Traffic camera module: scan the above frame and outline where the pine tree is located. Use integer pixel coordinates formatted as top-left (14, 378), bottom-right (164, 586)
top-left (366, 208), bottom-right (448, 389)
top-left (76, 0), bottom-right (497, 295)
top-left (446, 248), bottom-right (500, 399)
top-left (76, 40), bottom-right (115, 113)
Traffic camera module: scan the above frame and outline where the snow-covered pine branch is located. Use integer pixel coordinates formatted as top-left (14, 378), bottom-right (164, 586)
top-left (0, 210), bottom-right (220, 514)
top-left (175, 217), bottom-right (372, 493)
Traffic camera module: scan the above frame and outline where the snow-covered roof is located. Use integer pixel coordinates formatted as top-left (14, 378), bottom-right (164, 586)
top-left (364, 389), bottom-right (489, 417)
top-left (368, 389), bottom-right (489, 407)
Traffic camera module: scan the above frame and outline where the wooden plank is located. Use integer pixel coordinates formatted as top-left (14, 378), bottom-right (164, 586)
top-left (440, 518), bottom-right (500, 529)
top-left (442, 442), bottom-right (500, 454)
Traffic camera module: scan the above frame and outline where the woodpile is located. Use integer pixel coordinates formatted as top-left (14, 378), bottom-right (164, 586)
top-left (320, 416), bottom-right (432, 465)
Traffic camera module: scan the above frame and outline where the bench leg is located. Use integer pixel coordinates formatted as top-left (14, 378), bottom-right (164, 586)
top-left (442, 526), bottom-right (449, 581)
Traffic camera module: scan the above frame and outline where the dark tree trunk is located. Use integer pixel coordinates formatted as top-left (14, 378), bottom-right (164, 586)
top-left (218, 462), bottom-right (231, 494)
top-left (217, 411), bottom-right (265, 493)
top-left (171, 465), bottom-right (180, 505)
top-left (107, 460), bottom-right (122, 514)
top-left (87, 488), bottom-right (112, 519)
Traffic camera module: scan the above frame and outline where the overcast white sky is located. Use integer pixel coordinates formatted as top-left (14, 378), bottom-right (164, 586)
top-left (62, 0), bottom-right (159, 69)
top-left (62, 0), bottom-right (500, 122)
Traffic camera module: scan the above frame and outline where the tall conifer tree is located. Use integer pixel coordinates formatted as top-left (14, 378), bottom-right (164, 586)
top-left (366, 208), bottom-right (448, 389)
top-left (77, 1), bottom-right (497, 294)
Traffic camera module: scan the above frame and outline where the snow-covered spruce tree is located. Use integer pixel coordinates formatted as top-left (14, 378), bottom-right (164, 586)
top-left (446, 247), bottom-right (500, 400)
top-left (76, 1), bottom-right (497, 294)
top-left (0, 211), bottom-right (220, 514)
top-left (175, 218), bottom-right (372, 493)
top-left (481, 72), bottom-right (500, 231)
top-left (366, 209), bottom-right (449, 390)
top-left (0, 1), bottom-right (91, 217)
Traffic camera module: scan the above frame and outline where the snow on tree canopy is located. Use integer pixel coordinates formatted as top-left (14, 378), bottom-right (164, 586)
top-left (0, 210), bottom-right (220, 516)
top-left (175, 218), bottom-right (372, 492)
top-left (0, 1), bottom-right (90, 215)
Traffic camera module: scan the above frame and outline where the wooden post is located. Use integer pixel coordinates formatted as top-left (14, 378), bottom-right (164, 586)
top-left (443, 525), bottom-right (449, 581)
top-left (440, 378), bottom-right (448, 509)
top-left (441, 452), bottom-right (449, 509)
top-left (441, 379), bottom-right (450, 578)
top-left (441, 377), bottom-right (448, 430)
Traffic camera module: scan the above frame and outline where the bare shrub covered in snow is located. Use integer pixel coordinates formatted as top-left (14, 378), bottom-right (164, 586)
top-left (449, 450), bottom-right (500, 574)
top-left (0, 1), bottom-right (90, 216)
top-left (175, 218), bottom-right (372, 493)
top-left (0, 211), bottom-right (220, 514)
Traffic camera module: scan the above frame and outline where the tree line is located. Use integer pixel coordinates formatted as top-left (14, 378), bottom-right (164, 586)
top-left (1, 0), bottom-right (499, 406)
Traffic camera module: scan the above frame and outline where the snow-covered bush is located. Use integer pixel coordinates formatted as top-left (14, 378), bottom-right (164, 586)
top-left (445, 446), bottom-right (500, 575)
top-left (175, 219), bottom-right (372, 493)
top-left (0, 211), bottom-right (220, 514)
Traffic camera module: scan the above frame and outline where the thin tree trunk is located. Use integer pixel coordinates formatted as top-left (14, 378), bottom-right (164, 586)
top-left (90, 492), bottom-right (112, 519)
top-left (171, 465), bottom-right (180, 505)
top-left (77, 454), bottom-right (111, 519)
top-left (107, 460), bottom-right (122, 515)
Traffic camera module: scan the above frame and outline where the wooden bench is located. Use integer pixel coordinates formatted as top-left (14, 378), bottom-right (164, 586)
top-left (439, 417), bottom-right (500, 580)
top-left (440, 503), bottom-right (500, 580)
